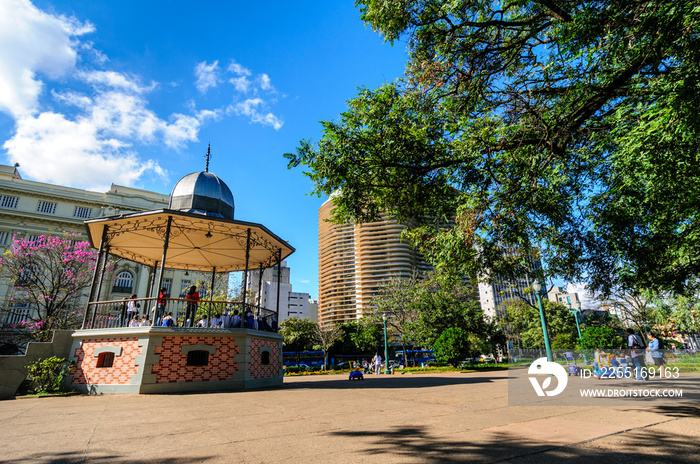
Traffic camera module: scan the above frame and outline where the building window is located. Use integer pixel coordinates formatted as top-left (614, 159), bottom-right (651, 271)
top-left (162, 278), bottom-right (172, 296)
top-left (96, 352), bottom-right (115, 368)
top-left (113, 270), bottom-right (134, 293)
top-left (17, 262), bottom-right (40, 287)
top-left (0, 231), bottom-right (9, 245)
top-left (187, 350), bottom-right (209, 366)
top-left (26, 235), bottom-right (41, 243)
top-left (179, 280), bottom-right (191, 297)
top-left (0, 195), bottom-right (19, 209)
top-left (36, 201), bottom-right (57, 214)
top-left (73, 206), bottom-right (92, 219)
top-left (261, 351), bottom-right (270, 365)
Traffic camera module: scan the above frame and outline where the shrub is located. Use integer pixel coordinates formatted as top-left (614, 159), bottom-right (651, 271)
top-left (579, 326), bottom-right (625, 350)
top-left (26, 356), bottom-right (71, 393)
top-left (433, 328), bottom-right (470, 367)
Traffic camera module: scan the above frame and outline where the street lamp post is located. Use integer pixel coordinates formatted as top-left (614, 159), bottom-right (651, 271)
top-left (532, 280), bottom-right (553, 362)
top-left (382, 314), bottom-right (390, 375)
top-left (568, 301), bottom-right (588, 363)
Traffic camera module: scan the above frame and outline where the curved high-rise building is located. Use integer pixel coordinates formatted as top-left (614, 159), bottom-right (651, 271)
top-left (318, 198), bottom-right (430, 326)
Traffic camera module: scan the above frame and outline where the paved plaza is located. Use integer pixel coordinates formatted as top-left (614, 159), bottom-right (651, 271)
top-left (1, 370), bottom-right (699, 463)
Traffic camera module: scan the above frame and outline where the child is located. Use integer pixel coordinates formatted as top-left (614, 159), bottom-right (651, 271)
top-left (161, 312), bottom-right (176, 327)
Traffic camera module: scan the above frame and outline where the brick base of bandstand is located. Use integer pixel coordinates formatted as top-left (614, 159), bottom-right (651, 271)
top-left (67, 327), bottom-right (283, 394)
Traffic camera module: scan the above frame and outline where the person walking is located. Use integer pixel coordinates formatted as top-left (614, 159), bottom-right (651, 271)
top-left (373, 352), bottom-right (382, 375)
top-left (627, 328), bottom-right (647, 381)
top-left (647, 332), bottom-right (666, 378)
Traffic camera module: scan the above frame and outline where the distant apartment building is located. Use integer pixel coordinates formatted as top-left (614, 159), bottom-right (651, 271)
top-left (478, 248), bottom-right (544, 319)
top-left (547, 286), bottom-right (582, 311)
top-left (245, 261), bottom-right (315, 323)
top-left (317, 198), bottom-right (430, 326)
top-left (0, 163), bottom-right (193, 322)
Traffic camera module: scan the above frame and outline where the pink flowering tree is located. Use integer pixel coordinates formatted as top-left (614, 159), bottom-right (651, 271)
top-left (0, 233), bottom-right (98, 347)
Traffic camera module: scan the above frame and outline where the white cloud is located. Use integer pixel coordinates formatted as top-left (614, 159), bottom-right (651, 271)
top-left (78, 70), bottom-right (154, 93)
top-left (52, 90), bottom-right (92, 108)
top-left (229, 76), bottom-right (252, 93)
top-left (80, 41), bottom-right (108, 64)
top-left (194, 60), bottom-right (220, 93)
top-left (227, 98), bottom-right (283, 130)
top-left (0, 0), bottom-right (217, 190)
top-left (3, 112), bottom-right (162, 191)
top-left (258, 73), bottom-right (273, 91)
top-left (227, 60), bottom-right (251, 76)
top-left (0, 0), bottom-right (93, 117)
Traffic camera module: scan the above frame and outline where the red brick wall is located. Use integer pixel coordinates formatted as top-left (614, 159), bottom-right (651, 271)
top-left (69, 337), bottom-right (141, 385)
top-left (152, 336), bottom-right (239, 383)
top-left (249, 338), bottom-right (281, 379)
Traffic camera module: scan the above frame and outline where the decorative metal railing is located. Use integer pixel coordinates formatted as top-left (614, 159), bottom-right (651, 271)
top-left (82, 297), bottom-right (278, 332)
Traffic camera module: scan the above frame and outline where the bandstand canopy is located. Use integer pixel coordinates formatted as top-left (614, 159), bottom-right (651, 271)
top-left (84, 209), bottom-right (294, 272)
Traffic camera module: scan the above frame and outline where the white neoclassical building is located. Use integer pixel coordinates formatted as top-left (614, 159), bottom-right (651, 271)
top-left (0, 164), bottom-right (197, 323)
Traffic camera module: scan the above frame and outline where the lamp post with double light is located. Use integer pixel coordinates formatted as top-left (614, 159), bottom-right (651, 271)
top-left (567, 301), bottom-right (588, 363)
top-left (532, 280), bottom-right (553, 362)
top-left (382, 313), bottom-right (390, 375)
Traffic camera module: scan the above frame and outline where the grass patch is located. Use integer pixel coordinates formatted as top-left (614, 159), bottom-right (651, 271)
top-left (283, 364), bottom-right (509, 376)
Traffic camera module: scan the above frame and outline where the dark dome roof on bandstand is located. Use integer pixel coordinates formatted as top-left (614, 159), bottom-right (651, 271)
top-left (169, 171), bottom-right (235, 219)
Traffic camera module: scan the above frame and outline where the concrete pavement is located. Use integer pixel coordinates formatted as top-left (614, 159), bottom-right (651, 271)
top-left (0, 370), bottom-right (698, 463)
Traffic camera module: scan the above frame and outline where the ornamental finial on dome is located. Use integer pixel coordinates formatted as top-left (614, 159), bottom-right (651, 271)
top-left (205, 143), bottom-right (211, 172)
top-left (169, 145), bottom-right (234, 219)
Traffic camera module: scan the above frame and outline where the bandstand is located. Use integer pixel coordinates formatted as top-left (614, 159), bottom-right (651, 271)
top-left (66, 153), bottom-right (294, 394)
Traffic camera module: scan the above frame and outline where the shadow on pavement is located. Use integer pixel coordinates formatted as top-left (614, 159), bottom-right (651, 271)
top-left (283, 373), bottom-right (497, 390)
top-left (0, 453), bottom-right (215, 464)
top-left (330, 424), bottom-right (700, 463)
top-left (646, 404), bottom-right (700, 418)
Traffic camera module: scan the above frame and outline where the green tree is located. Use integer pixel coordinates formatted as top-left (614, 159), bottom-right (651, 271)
top-left (355, 317), bottom-right (384, 354)
top-left (650, 291), bottom-right (700, 338)
top-left (367, 272), bottom-right (422, 364)
top-left (313, 323), bottom-right (344, 369)
top-left (499, 298), bottom-right (579, 349)
top-left (193, 271), bottom-right (232, 301)
top-left (600, 290), bottom-right (654, 337)
top-left (287, 0), bottom-right (700, 296)
top-left (410, 278), bottom-right (485, 348)
top-left (279, 317), bottom-right (317, 366)
top-left (579, 326), bottom-right (625, 350)
top-left (433, 328), bottom-right (470, 367)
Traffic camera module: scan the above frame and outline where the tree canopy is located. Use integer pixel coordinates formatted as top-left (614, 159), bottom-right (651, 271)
top-left (0, 234), bottom-right (98, 341)
top-left (498, 298), bottom-right (579, 349)
top-left (279, 317), bottom-right (317, 365)
top-left (286, 0), bottom-right (700, 296)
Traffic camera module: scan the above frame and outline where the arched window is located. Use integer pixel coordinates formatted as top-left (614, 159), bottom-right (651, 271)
top-left (113, 270), bottom-right (134, 293)
top-left (97, 352), bottom-right (115, 368)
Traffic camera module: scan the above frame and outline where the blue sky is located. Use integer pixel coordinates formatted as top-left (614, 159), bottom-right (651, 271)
top-left (0, 0), bottom-right (410, 299)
